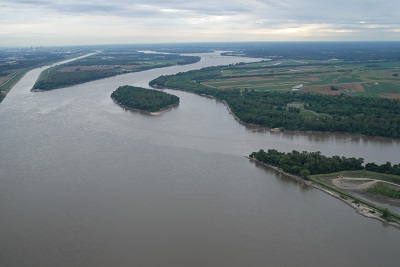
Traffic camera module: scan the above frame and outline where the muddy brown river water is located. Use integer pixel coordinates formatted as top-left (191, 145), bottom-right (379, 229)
top-left (1, 52), bottom-right (399, 266)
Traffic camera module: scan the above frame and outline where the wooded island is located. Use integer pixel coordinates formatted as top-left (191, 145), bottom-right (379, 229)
top-left (111, 85), bottom-right (179, 113)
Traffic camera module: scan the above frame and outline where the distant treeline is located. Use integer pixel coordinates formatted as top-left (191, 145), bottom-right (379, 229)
top-left (62, 42), bottom-right (400, 62)
top-left (236, 42), bottom-right (400, 61)
top-left (365, 162), bottom-right (400, 176)
top-left (150, 67), bottom-right (400, 138)
top-left (111, 85), bottom-right (179, 113)
top-left (249, 149), bottom-right (400, 181)
top-left (63, 52), bottom-right (200, 67)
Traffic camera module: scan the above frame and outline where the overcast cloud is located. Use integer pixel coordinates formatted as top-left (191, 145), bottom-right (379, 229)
top-left (1, 0), bottom-right (399, 46)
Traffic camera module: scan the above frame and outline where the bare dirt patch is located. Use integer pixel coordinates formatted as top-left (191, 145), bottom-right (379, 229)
top-left (297, 77), bottom-right (321, 82)
top-left (303, 85), bottom-right (343, 95)
top-left (59, 66), bottom-right (118, 72)
top-left (332, 178), bottom-right (377, 190)
top-left (303, 83), bottom-right (365, 95)
top-left (0, 73), bottom-right (12, 84)
top-left (218, 77), bottom-right (274, 82)
top-left (340, 83), bottom-right (365, 92)
top-left (287, 102), bottom-right (304, 108)
top-left (379, 93), bottom-right (400, 99)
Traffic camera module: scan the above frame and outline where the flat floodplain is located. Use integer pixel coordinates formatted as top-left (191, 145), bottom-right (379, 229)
top-left (32, 51), bottom-right (200, 91)
top-left (203, 60), bottom-right (400, 98)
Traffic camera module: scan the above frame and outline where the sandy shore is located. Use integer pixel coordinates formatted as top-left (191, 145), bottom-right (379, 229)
top-left (332, 177), bottom-right (400, 190)
top-left (247, 157), bottom-right (400, 230)
top-left (311, 182), bottom-right (400, 229)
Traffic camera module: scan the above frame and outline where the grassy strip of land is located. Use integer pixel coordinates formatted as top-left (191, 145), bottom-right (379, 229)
top-left (307, 169), bottom-right (400, 185)
top-left (111, 85), bottom-right (179, 113)
top-left (249, 149), bottom-right (400, 224)
top-left (310, 175), bottom-right (400, 223)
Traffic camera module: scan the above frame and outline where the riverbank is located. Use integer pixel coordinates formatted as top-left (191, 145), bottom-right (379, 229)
top-left (247, 156), bottom-right (400, 230)
top-left (153, 85), bottom-right (399, 141)
top-left (0, 68), bottom-right (32, 103)
top-left (311, 181), bottom-right (400, 229)
top-left (324, 176), bottom-right (400, 208)
top-left (111, 96), bottom-right (179, 115)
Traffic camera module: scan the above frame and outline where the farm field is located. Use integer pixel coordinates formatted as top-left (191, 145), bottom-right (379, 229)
top-left (203, 59), bottom-right (400, 98)
top-left (32, 51), bottom-right (200, 91)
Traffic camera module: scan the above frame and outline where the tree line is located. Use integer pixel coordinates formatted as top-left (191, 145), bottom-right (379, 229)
top-left (365, 161), bottom-right (400, 176)
top-left (249, 149), bottom-right (400, 184)
top-left (33, 68), bottom-right (118, 90)
top-left (111, 85), bottom-right (179, 113)
top-left (249, 149), bottom-right (364, 178)
top-left (150, 69), bottom-right (400, 138)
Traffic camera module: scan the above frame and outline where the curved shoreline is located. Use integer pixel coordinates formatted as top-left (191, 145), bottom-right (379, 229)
top-left (111, 96), bottom-right (179, 115)
top-left (151, 85), bottom-right (399, 141)
top-left (246, 156), bottom-right (400, 230)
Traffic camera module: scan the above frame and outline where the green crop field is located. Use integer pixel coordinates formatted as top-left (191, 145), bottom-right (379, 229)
top-left (32, 51), bottom-right (200, 91)
top-left (201, 59), bottom-right (400, 98)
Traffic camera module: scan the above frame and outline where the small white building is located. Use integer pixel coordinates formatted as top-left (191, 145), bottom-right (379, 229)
top-left (292, 84), bottom-right (304, 91)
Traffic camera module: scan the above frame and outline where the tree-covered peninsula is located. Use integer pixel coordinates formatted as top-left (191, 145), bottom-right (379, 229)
top-left (111, 85), bottom-right (179, 113)
top-left (249, 148), bottom-right (400, 225)
top-left (250, 149), bottom-right (400, 179)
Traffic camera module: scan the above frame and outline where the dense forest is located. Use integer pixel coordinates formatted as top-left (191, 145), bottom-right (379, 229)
top-left (150, 68), bottom-right (400, 138)
top-left (365, 161), bottom-right (400, 176)
top-left (33, 67), bottom-right (118, 90)
top-left (250, 148), bottom-right (400, 184)
top-left (111, 85), bottom-right (179, 113)
top-left (249, 149), bottom-right (364, 178)
top-left (226, 91), bottom-right (400, 138)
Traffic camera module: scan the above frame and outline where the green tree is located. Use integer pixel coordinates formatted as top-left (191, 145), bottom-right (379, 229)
top-left (300, 169), bottom-right (311, 179)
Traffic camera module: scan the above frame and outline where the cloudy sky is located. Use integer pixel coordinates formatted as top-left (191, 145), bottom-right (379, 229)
top-left (1, 0), bottom-right (400, 46)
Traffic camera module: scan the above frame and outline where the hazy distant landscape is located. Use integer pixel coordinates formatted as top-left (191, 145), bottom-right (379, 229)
top-left (2, 0), bottom-right (400, 266)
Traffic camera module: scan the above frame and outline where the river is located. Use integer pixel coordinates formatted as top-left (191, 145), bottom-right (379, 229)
top-left (0, 52), bottom-right (399, 266)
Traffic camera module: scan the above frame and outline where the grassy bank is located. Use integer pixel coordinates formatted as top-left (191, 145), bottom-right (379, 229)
top-left (313, 170), bottom-right (400, 185)
top-left (310, 173), bottom-right (400, 222)
top-left (0, 68), bottom-right (31, 101)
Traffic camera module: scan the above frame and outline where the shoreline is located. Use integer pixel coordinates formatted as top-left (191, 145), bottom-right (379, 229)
top-left (111, 96), bottom-right (179, 116)
top-left (151, 85), bottom-right (399, 141)
top-left (246, 156), bottom-right (400, 230)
